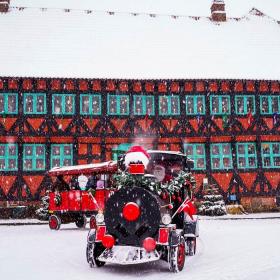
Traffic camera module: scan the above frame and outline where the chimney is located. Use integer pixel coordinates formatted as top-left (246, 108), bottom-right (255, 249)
top-left (211, 0), bottom-right (226, 22)
top-left (0, 0), bottom-right (10, 13)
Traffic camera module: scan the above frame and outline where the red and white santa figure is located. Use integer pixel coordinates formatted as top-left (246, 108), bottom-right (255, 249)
top-left (124, 146), bottom-right (150, 173)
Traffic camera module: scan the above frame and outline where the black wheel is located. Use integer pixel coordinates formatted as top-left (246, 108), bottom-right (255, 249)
top-left (186, 237), bottom-right (196, 256)
top-left (86, 242), bottom-right (106, 268)
top-left (169, 236), bottom-right (185, 273)
top-left (75, 215), bottom-right (87, 228)
top-left (49, 215), bottom-right (61, 230)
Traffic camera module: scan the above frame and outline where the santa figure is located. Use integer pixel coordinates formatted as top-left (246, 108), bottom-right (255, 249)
top-left (124, 146), bottom-right (150, 169)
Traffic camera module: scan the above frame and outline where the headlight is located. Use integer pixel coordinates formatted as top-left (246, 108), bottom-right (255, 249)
top-left (161, 214), bottom-right (172, 225)
top-left (96, 213), bottom-right (104, 224)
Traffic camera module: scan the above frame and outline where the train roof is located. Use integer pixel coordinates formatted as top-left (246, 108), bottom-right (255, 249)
top-left (147, 150), bottom-right (186, 157)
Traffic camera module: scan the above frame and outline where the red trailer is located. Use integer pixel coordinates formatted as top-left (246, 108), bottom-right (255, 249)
top-left (47, 161), bottom-right (118, 230)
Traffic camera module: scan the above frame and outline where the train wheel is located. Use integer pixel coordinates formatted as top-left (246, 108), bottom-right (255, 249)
top-left (169, 236), bottom-right (185, 273)
top-left (49, 215), bottom-right (61, 230)
top-left (186, 237), bottom-right (196, 256)
top-left (86, 242), bottom-right (105, 268)
top-left (75, 215), bottom-right (87, 228)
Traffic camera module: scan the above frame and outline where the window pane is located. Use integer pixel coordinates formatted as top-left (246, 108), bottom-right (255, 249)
top-left (196, 145), bottom-right (204, 155)
top-left (25, 145), bottom-right (32, 156)
top-left (223, 144), bottom-right (230, 155)
top-left (52, 146), bottom-right (60, 156)
top-left (65, 96), bottom-right (74, 113)
top-left (272, 144), bottom-right (280, 154)
top-left (108, 96), bottom-right (117, 114)
top-left (64, 145), bottom-right (71, 155)
top-left (274, 157), bottom-right (280, 167)
top-left (120, 96), bottom-right (129, 114)
top-left (134, 96), bottom-right (143, 114)
top-left (248, 157), bottom-right (256, 167)
top-left (37, 95), bottom-right (45, 113)
top-left (171, 96), bottom-right (179, 114)
top-left (9, 145), bottom-right (16, 156)
top-left (212, 145), bottom-right (219, 155)
top-left (146, 96), bottom-right (154, 115)
top-left (197, 158), bottom-right (205, 168)
top-left (8, 95), bottom-right (17, 113)
top-left (272, 97), bottom-right (279, 113)
top-left (25, 95), bottom-right (33, 113)
top-left (8, 159), bottom-right (16, 169)
top-left (222, 97), bottom-right (229, 113)
top-left (81, 96), bottom-right (90, 114)
top-left (36, 159), bottom-right (44, 169)
top-left (53, 96), bottom-right (62, 114)
top-left (212, 97), bottom-right (219, 113)
top-left (248, 144), bottom-right (255, 154)
top-left (236, 97), bottom-right (244, 114)
top-left (263, 157), bottom-right (271, 167)
top-left (247, 97), bottom-right (254, 113)
top-left (0, 145), bottom-right (5, 156)
top-left (261, 97), bottom-right (269, 113)
top-left (0, 159), bottom-right (5, 169)
top-left (262, 144), bottom-right (270, 154)
top-left (24, 159), bottom-right (32, 170)
top-left (63, 159), bottom-right (71, 166)
top-left (223, 158), bottom-right (231, 168)
top-left (186, 97), bottom-right (194, 114)
top-left (52, 159), bottom-right (60, 167)
top-left (212, 158), bottom-right (220, 168)
top-left (0, 95), bottom-right (4, 112)
top-left (238, 145), bottom-right (245, 154)
top-left (36, 146), bottom-right (44, 156)
top-left (186, 145), bottom-right (193, 155)
top-left (238, 157), bottom-right (246, 168)
top-left (197, 96), bottom-right (204, 114)
top-left (159, 97), bottom-right (168, 114)
top-left (92, 96), bottom-right (100, 114)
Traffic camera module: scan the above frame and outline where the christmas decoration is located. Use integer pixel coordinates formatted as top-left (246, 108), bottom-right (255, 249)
top-left (198, 184), bottom-right (227, 216)
top-left (36, 191), bottom-right (50, 220)
top-left (124, 146), bottom-right (151, 168)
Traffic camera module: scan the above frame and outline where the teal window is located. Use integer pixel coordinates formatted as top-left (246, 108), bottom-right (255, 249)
top-left (211, 143), bottom-right (232, 169)
top-left (51, 144), bottom-right (73, 168)
top-left (24, 93), bottom-right (46, 114)
top-left (80, 94), bottom-right (101, 115)
top-left (236, 143), bottom-right (257, 169)
top-left (260, 96), bottom-right (280, 114)
top-left (112, 143), bottom-right (132, 160)
top-left (0, 143), bottom-right (18, 171)
top-left (261, 142), bottom-right (280, 168)
top-left (52, 94), bottom-right (75, 115)
top-left (133, 95), bottom-right (155, 115)
top-left (210, 95), bottom-right (230, 115)
top-left (23, 144), bottom-right (45, 171)
top-left (0, 93), bottom-right (18, 114)
top-left (184, 144), bottom-right (206, 170)
top-left (107, 95), bottom-right (129, 115)
top-left (159, 95), bottom-right (180, 115)
top-left (235, 96), bottom-right (255, 115)
top-left (186, 96), bottom-right (205, 115)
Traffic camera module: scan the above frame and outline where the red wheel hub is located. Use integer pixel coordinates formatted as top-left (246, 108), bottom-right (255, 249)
top-left (143, 237), bottom-right (156, 252)
top-left (102, 234), bottom-right (115, 249)
top-left (49, 216), bottom-right (58, 229)
top-left (122, 202), bottom-right (140, 221)
top-left (177, 242), bottom-right (185, 268)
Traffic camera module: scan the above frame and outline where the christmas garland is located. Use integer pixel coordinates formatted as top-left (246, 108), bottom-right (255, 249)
top-left (112, 170), bottom-right (196, 200)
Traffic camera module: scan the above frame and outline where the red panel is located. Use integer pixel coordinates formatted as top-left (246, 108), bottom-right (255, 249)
top-left (78, 137), bottom-right (101, 143)
top-left (94, 190), bottom-right (107, 210)
top-left (106, 80), bottom-right (116, 91)
top-left (196, 81), bottom-right (204, 92)
top-left (221, 81), bottom-right (230, 92)
top-left (68, 190), bottom-right (82, 211)
top-left (0, 117), bottom-right (17, 131)
top-left (83, 119), bottom-right (99, 132)
top-left (158, 228), bottom-right (169, 244)
top-left (264, 172), bottom-right (280, 190)
top-left (50, 136), bottom-right (73, 143)
top-left (37, 79), bottom-right (47, 90)
top-left (23, 176), bottom-right (44, 195)
top-left (162, 119), bottom-right (178, 132)
top-left (60, 192), bottom-right (70, 211)
top-left (189, 119), bottom-right (199, 132)
top-left (234, 81), bottom-right (243, 92)
top-left (184, 137), bottom-right (207, 143)
top-left (22, 136), bottom-right (46, 143)
top-left (0, 176), bottom-right (16, 195)
top-left (78, 143), bottom-right (88, 155)
top-left (192, 174), bottom-right (206, 190)
top-left (239, 173), bottom-right (257, 191)
top-left (81, 191), bottom-right (98, 211)
top-left (271, 82), bottom-right (280, 93)
top-left (111, 119), bottom-right (127, 131)
top-left (170, 82), bottom-right (180, 93)
top-left (145, 82), bottom-right (154, 92)
top-left (96, 226), bottom-right (106, 241)
top-left (51, 79), bottom-right (61, 90)
top-left (262, 118), bottom-right (273, 130)
top-left (259, 81), bottom-right (269, 92)
top-left (246, 81), bottom-right (255, 92)
top-left (92, 80), bottom-right (101, 91)
top-left (210, 136), bottom-right (231, 142)
top-left (8, 79), bottom-right (18, 89)
top-left (260, 135), bottom-right (280, 141)
top-left (237, 117), bottom-right (252, 130)
top-left (212, 173), bottom-right (233, 192)
top-left (55, 118), bottom-right (73, 131)
top-left (65, 80), bottom-right (74, 91)
top-left (236, 135), bottom-right (256, 141)
top-left (119, 81), bottom-right (128, 92)
top-left (209, 81), bottom-right (218, 92)
top-left (158, 82), bottom-right (167, 93)
top-left (22, 79), bottom-right (33, 90)
top-left (184, 82), bottom-right (193, 92)
top-left (79, 80), bottom-right (88, 91)
top-left (27, 118), bottom-right (44, 131)
top-left (133, 82), bottom-right (142, 92)
top-left (0, 79), bottom-right (3, 89)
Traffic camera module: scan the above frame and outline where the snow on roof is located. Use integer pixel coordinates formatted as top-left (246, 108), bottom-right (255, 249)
top-left (0, 0), bottom-right (280, 80)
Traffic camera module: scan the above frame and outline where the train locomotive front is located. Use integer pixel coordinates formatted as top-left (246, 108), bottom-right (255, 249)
top-left (86, 150), bottom-right (198, 273)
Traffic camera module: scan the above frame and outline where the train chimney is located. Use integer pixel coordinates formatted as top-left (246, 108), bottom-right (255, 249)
top-left (211, 0), bottom-right (226, 22)
top-left (0, 0), bottom-right (9, 13)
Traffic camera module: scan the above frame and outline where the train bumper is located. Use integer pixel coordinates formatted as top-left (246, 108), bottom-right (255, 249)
top-left (98, 246), bottom-right (160, 265)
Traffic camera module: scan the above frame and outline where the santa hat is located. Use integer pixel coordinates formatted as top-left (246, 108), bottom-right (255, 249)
top-left (124, 146), bottom-right (150, 168)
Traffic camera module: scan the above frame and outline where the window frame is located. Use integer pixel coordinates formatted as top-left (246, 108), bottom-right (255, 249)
top-left (0, 143), bottom-right (18, 171)
top-left (107, 95), bottom-right (130, 116)
top-left (260, 95), bottom-right (280, 115)
top-left (50, 144), bottom-right (73, 168)
top-left (158, 95), bottom-right (180, 116)
top-left (0, 93), bottom-right (18, 114)
top-left (184, 143), bottom-right (206, 170)
top-left (235, 95), bottom-right (255, 115)
top-left (261, 142), bottom-right (280, 168)
top-left (133, 95), bottom-right (155, 116)
top-left (52, 94), bottom-right (76, 115)
top-left (24, 93), bottom-right (46, 115)
top-left (236, 142), bottom-right (257, 169)
top-left (186, 95), bottom-right (205, 115)
top-left (23, 144), bottom-right (46, 171)
top-left (210, 95), bottom-right (231, 115)
top-left (112, 143), bottom-right (132, 160)
top-left (210, 143), bottom-right (233, 170)
top-left (80, 94), bottom-right (102, 115)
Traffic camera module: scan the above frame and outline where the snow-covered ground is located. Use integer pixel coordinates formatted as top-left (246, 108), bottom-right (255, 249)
top-left (0, 214), bottom-right (280, 280)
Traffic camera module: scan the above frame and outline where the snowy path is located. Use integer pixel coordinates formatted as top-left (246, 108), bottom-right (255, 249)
top-left (0, 216), bottom-right (279, 280)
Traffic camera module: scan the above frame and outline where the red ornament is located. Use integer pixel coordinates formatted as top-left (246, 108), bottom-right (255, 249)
top-left (102, 235), bottom-right (115, 249)
top-left (161, 192), bottom-right (167, 200)
top-left (143, 237), bottom-right (156, 252)
top-left (168, 204), bottom-right (174, 210)
top-left (172, 195), bottom-right (176, 201)
top-left (123, 202), bottom-right (140, 221)
top-left (89, 216), bottom-right (96, 229)
top-left (177, 197), bottom-right (182, 203)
